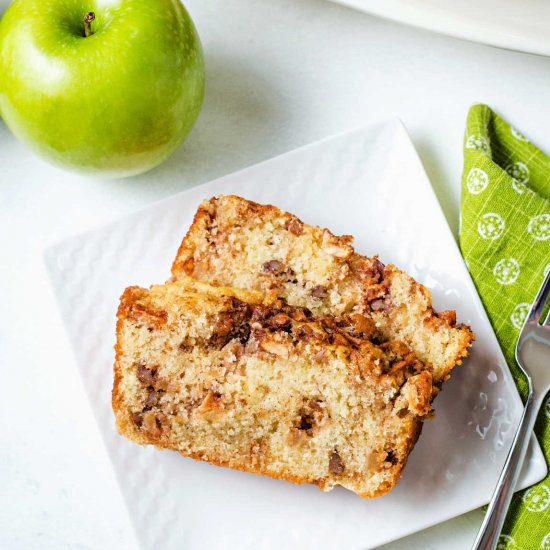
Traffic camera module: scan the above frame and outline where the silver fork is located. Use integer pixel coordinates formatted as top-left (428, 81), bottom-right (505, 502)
top-left (472, 269), bottom-right (550, 550)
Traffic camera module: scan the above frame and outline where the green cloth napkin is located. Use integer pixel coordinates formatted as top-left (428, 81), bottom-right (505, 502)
top-left (460, 104), bottom-right (550, 549)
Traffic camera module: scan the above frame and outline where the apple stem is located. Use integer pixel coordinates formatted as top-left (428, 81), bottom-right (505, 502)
top-left (83, 12), bottom-right (95, 37)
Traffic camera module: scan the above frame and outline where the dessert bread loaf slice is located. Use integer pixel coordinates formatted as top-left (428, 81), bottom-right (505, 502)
top-left (172, 195), bottom-right (474, 389)
top-left (113, 278), bottom-right (432, 498)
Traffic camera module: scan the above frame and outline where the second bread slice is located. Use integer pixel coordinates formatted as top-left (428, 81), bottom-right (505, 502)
top-left (171, 195), bottom-right (475, 388)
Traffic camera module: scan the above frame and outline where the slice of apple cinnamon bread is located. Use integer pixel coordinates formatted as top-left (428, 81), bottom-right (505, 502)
top-left (113, 279), bottom-right (432, 498)
top-left (171, 195), bottom-right (474, 389)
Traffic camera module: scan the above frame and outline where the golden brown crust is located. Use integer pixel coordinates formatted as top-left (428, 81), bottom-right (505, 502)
top-left (171, 195), bottom-right (475, 387)
top-left (113, 279), bottom-right (432, 499)
top-left (112, 288), bottom-right (137, 436)
top-left (173, 202), bottom-right (213, 277)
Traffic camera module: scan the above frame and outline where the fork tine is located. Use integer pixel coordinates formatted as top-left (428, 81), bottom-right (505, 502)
top-left (527, 268), bottom-right (550, 325)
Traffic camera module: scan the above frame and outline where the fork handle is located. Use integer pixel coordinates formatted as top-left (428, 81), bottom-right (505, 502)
top-left (471, 389), bottom-right (542, 550)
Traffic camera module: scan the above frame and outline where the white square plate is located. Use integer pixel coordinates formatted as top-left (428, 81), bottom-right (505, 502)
top-left (45, 120), bottom-right (547, 550)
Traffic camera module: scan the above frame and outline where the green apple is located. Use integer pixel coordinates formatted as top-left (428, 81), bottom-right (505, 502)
top-left (0, 0), bottom-right (205, 177)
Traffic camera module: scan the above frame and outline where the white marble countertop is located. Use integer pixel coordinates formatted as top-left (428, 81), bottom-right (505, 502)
top-left (2, 0), bottom-right (550, 548)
